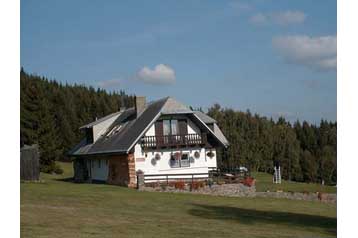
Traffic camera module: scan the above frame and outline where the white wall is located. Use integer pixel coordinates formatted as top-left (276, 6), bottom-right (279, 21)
top-left (87, 158), bottom-right (109, 181)
top-left (187, 119), bottom-right (201, 134)
top-left (135, 116), bottom-right (217, 177)
top-left (134, 144), bottom-right (217, 176)
top-left (145, 123), bottom-right (155, 136)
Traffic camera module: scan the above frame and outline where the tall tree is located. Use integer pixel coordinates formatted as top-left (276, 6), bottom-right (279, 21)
top-left (20, 69), bottom-right (135, 173)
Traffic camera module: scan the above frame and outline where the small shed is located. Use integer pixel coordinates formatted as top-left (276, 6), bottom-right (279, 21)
top-left (20, 144), bottom-right (40, 181)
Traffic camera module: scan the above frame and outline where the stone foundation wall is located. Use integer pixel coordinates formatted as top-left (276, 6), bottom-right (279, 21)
top-left (128, 154), bottom-right (136, 188)
top-left (107, 154), bottom-right (136, 187)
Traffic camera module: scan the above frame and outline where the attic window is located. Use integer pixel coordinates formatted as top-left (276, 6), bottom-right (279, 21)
top-left (106, 125), bottom-right (122, 138)
top-left (86, 128), bottom-right (93, 144)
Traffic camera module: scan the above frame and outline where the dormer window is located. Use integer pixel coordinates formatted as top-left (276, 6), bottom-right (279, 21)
top-left (85, 128), bottom-right (93, 144)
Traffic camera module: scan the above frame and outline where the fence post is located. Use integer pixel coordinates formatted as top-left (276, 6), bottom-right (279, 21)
top-left (136, 170), bottom-right (145, 190)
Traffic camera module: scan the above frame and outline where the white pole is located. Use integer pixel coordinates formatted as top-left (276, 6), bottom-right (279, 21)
top-left (278, 166), bottom-right (281, 184)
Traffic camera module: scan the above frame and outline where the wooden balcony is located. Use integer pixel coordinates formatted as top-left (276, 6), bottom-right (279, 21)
top-left (140, 133), bottom-right (207, 149)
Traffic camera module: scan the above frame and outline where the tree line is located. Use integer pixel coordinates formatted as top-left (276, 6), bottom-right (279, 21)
top-left (20, 69), bottom-right (336, 184)
top-left (20, 69), bottom-right (135, 173)
top-left (208, 104), bottom-right (337, 185)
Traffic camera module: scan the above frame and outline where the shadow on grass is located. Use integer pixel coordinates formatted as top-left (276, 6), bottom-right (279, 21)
top-left (188, 204), bottom-right (336, 235)
top-left (55, 177), bottom-right (106, 184)
top-left (55, 177), bottom-right (74, 182)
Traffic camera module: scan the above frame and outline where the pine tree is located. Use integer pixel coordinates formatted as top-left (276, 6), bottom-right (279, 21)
top-left (20, 69), bottom-right (135, 173)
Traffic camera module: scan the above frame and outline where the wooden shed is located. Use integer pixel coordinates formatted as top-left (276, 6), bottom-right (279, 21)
top-left (20, 144), bottom-right (40, 181)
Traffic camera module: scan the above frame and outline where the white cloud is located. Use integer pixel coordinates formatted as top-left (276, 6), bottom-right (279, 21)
top-left (136, 64), bottom-right (176, 84)
top-left (250, 10), bottom-right (306, 25)
top-left (272, 35), bottom-right (337, 71)
top-left (98, 79), bottom-right (121, 88)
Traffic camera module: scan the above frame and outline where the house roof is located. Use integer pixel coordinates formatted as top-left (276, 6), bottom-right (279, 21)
top-left (212, 123), bottom-right (229, 146)
top-left (79, 111), bottom-right (122, 129)
top-left (193, 111), bottom-right (217, 123)
top-left (68, 97), bottom-right (228, 157)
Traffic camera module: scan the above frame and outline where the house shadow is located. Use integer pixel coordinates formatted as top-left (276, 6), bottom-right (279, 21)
top-left (188, 204), bottom-right (336, 235)
top-left (54, 177), bottom-right (107, 184)
top-left (55, 177), bottom-right (74, 183)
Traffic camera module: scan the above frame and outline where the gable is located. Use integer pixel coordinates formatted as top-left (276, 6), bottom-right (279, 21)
top-left (143, 115), bottom-right (200, 137)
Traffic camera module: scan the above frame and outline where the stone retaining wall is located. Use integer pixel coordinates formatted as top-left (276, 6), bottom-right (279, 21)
top-left (140, 183), bottom-right (336, 203)
top-left (255, 191), bottom-right (336, 203)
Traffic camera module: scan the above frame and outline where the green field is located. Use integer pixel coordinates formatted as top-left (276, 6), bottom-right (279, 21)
top-left (21, 162), bottom-right (336, 238)
top-left (252, 172), bottom-right (337, 193)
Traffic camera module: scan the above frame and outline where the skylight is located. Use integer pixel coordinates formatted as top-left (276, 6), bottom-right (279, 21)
top-left (106, 125), bottom-right (122, 138)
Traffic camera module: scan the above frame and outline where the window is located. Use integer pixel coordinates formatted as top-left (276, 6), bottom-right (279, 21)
top-left (170, 153), bottom-right (190, 168)
top-left (86, 128), bottom-right (94, 144)
top-left (170, 155), bottom-right (179, 168)
top-left (180, 154), bottom-right (189, 167)
top-left (163, 120), bottom-right (171, 136)
top-left (163, 119), bottom-right (179, 135)
top-left (106, 125), bottom-right (123, 138)
top-left (171, 120), bottom-right (178, 135)
top-left (98, 159), bottom-right (101, 168)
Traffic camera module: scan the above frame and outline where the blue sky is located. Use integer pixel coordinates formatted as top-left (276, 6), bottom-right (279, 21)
top-left (21, 0), bottom-right (337, 124)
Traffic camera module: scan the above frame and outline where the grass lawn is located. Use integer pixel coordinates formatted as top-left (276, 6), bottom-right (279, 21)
top-left (21, 162), bottom-right (336, 238)
top-left (251, 172), bottom-right (337, 193)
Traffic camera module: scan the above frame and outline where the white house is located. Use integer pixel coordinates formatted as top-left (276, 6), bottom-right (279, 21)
top-left (69, 96), bottom-right (229, 188)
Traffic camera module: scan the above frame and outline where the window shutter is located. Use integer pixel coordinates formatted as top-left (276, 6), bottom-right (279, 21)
top-left (155, 120), bottom-right (164, 146)
top-left (179, 119), bottom-right (188, 135)
top-left (155, 121), bottom-right (163, 136)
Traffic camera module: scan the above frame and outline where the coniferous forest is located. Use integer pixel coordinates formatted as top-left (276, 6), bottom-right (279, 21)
top-left (20, 69), bottom-right (336, 184)
top-left (208, 105), bottom-right (337, 185)
top-left (20, 69), bottom-right (135, 173)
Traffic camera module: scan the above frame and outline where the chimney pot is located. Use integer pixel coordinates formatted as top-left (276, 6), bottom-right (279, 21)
top-left (135, 96), bottom-right (146, 117)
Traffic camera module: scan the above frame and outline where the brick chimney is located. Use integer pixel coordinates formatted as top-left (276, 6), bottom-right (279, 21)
top-left (135, 96), bottom-right (146, 117)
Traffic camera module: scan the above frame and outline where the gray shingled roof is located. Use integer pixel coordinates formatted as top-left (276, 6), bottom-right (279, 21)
top-left (213, 123), bottom-right (229, 146)
top-left (193, 111), bottom-right (217, 123)
top-left (69, 97), bottom-right (228, 156)
top-left (79, 111), bottom-right (122, 129)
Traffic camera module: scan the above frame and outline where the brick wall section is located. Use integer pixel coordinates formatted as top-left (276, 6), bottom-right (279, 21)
top-left (127, 154), bottom-right (137, 188)
top-left (107, 154), bottom-right (136, 187)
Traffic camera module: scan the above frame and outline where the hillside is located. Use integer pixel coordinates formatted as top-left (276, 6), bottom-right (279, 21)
top-left (20, 70), bottom-right (337, 186)
top-left (21, 162), bottom-right (336, 238)
top-left (252, 172), bottom-right (336, 193)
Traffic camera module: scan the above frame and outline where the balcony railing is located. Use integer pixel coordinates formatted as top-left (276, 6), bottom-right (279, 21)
top-left (141, 133), bottom-right (207, 149)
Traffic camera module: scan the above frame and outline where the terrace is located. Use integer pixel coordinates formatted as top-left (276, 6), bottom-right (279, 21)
top-left (140, 133), bottom-right (208, 149)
